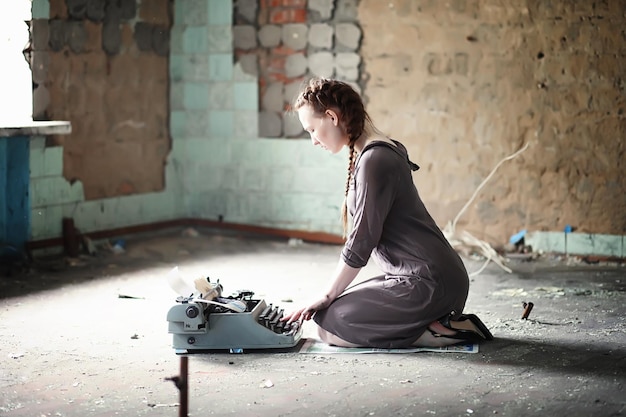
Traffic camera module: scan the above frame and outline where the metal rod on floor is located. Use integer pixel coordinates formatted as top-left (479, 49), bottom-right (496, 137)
top-left (166, 355), bottom-right (189, 417)
top-left (522, 301), bottom-right (534, 320)
top-left (180, 356), bottom-right (188, 417)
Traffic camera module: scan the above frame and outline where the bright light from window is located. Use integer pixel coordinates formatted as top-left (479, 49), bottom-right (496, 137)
top-left (0, 0), bottom-right (33, 124)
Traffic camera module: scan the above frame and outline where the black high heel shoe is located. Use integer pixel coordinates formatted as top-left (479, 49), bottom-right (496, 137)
top-left (431, 312), bottom-right (494, 342)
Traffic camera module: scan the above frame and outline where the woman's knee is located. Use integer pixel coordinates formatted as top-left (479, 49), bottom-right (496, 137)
top-left (317, 326), bottom-right (332, 342)
top-left (317, 326), bottom-right (360, 347)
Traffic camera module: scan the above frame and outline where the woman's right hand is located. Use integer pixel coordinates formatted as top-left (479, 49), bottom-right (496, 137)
top-left (282, 258), bottom-right (361, 324)
top-left (282, 295), bottom-right (333, 324)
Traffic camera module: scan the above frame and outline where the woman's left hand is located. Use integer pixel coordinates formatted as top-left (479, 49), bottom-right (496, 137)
top-left (282, 295), bottom-right (333, 324)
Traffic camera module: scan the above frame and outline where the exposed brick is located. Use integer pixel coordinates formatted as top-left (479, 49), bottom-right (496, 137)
top-left (292, 8), bottom-right (307, 23)
top-left (285, 52), bottom-right (307, 77)
top-left (282, 23), bottom-right (308, 50)
top-left (66, 0), bottom-right (87, 19)
top-left (267, 72), bottom-right (292, 83)
top-left (102, 19), bottom-right (122, 55)
top-left (139, 0), bottom-right (170, 25)
top-left (152, 25), bottom-right (169, 57)
top-left (335, 52), bottom-right (360, 81)
top-left (258, 25), bottom-right (282, 47)
top-left (49, 0), bottom-right (68, 19)
top-left (82, 20), bottom-right (102, 52)
top-left (272, 45), bottom-right (297, 56)
top-left (269, 0), bottom-right (306, 7)
top-left (67, 21), bottom-right (87, 54)
top-left (48, 19), bottom-right (66, 52)
top-left (121, 22), bottom-right (135, 49)
top-left (236, 53), bottom-right (259, 77)
top-left (31, 19), bottom-right (49, 51)
top-left (267, 54), bottom-right (286, 72)
top-left (33, 85), bottom-right (50, 120)
top-left (269, 9), bottom-right (307, 24)
top-left (308, 23), bottom-right (333, 49)
top-left (119, 0), bottom-right (137, 20)
top-left (335, 23), bottom-right (361, 50)
top-left (236, 0), bottom-right (258, 24)
top-left (105, 0), bottom-right (136, 22)
top-left (308, 0), bottom-right (335, 20)
top-left (86, 0), bottom-right (106, 22)
top-left (333, 0), bottom-right (358, 22)
top-left (104, 1), bottom-right (122, 22)
top-left (31, 51), bottom-right (49, 84)
top-left (134, 22), bottom-right (153, 52)
top-left (234, 25), bottom-right (258, 50)
top-left (308, 51), bottom-right (334, 77)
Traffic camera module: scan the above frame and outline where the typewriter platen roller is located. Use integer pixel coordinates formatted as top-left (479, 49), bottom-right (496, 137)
top-left (167, 289), bottom-right (303, 353)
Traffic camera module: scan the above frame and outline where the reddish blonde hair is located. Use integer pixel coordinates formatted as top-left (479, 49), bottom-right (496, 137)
top-left (293, 78), bottom-right (371, 237)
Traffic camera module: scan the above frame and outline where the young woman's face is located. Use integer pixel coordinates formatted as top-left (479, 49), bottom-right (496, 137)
top-left (297, 104), bottom-right (348, 154)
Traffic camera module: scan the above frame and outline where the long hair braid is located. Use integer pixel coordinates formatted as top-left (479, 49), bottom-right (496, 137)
top-left (341, 144), bottom-right (356, 237)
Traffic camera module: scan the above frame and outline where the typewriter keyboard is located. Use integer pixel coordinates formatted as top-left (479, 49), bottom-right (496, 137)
top-left (257, 303), bottom-right (297, 334)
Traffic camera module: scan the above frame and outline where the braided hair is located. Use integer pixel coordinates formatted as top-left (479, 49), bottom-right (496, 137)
top-left (293, 78), bottom-right (371, 237)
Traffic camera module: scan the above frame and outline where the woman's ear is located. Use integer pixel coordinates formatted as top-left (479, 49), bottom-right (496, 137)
top-left (325, 109), bottom-right (339, 126)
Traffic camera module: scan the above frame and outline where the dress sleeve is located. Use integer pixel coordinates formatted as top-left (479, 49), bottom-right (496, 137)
top-left (341, 149), bottom-right (398, 268)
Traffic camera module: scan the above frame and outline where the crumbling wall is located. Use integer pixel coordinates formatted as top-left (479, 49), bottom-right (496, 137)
top-left (359, 0), bottom-right (625, 243)
top-left (31, 0), bottom-right (171, 200)
top-left (233, 0), bottom-right (362, 138)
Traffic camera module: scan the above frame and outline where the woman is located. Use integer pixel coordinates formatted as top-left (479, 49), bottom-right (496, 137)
top-left (282, 78), bottom-right (493, 348)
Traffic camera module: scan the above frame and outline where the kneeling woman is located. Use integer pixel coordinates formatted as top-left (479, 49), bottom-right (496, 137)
top-left (282, 78), bottom-right (493, 348)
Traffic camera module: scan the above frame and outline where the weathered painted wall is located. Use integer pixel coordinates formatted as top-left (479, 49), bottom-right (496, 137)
top-left (170, 0), bottom-right (346, 234)
top-left (28, 0), bottom-right (346, 243)
top-left (358, 0), bottom-right (625, 243)
top-left (28, 0), bottom-right (185, 241)
top-left (26, 0), bottom-right (625, 256)
top-left (33, 0), bottom-right (171, 200)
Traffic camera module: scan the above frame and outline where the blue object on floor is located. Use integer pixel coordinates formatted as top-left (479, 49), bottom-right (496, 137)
top-left (509, 229), bottom-right (527, 245)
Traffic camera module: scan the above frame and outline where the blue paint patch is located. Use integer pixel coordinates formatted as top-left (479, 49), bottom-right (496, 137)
top-left (0, 136), bottom-right (31, 252)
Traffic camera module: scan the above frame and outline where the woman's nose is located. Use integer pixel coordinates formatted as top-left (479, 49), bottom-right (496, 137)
top-left (311, 136), bottom-right (320, 146)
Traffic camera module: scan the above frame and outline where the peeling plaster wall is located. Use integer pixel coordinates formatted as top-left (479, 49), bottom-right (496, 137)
top-left (359, 0), bottom-right (626, 243)
top-left (27, 0), bottom-right (184, 242)
top-left (233, 0), bottom-right (363, 138)
top-left (26, 0), bottom-right (625, 251)
top-left (34, 0), bottom-right (171, 200)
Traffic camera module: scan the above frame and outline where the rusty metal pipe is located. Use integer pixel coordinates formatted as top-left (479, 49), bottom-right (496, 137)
top-left (166, 355), bottom-right (189, 417)
top-left (179, 356), bottom-right (188, 417)
top-left (522, 301), bottom-right (534, 320)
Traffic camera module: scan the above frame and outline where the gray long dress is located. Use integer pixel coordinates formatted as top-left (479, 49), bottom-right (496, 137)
top-left (313, 140), bottom-right (469, 348)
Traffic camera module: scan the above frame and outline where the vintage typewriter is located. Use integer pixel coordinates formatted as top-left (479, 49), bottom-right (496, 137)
top-left (166, 269), bottom-right (302, 353)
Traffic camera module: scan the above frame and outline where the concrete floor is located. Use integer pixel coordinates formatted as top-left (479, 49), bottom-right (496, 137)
top-left (1, 228), bottom-right (624, 417)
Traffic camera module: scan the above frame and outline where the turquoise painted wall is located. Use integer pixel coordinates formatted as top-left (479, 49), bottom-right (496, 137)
top-left (169, 0), bottom-right (345, 235)
top-left (28, 0), bottom-right (346, 244)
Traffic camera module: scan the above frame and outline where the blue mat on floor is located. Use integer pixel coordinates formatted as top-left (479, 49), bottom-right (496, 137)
top-left (299, 338), bottom-right (478, 354)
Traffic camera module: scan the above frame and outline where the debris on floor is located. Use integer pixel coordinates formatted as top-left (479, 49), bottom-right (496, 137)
top-left (182, 227), bottom-right (200, 237)
top-left (521, 301), bottom-right (534, 319)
